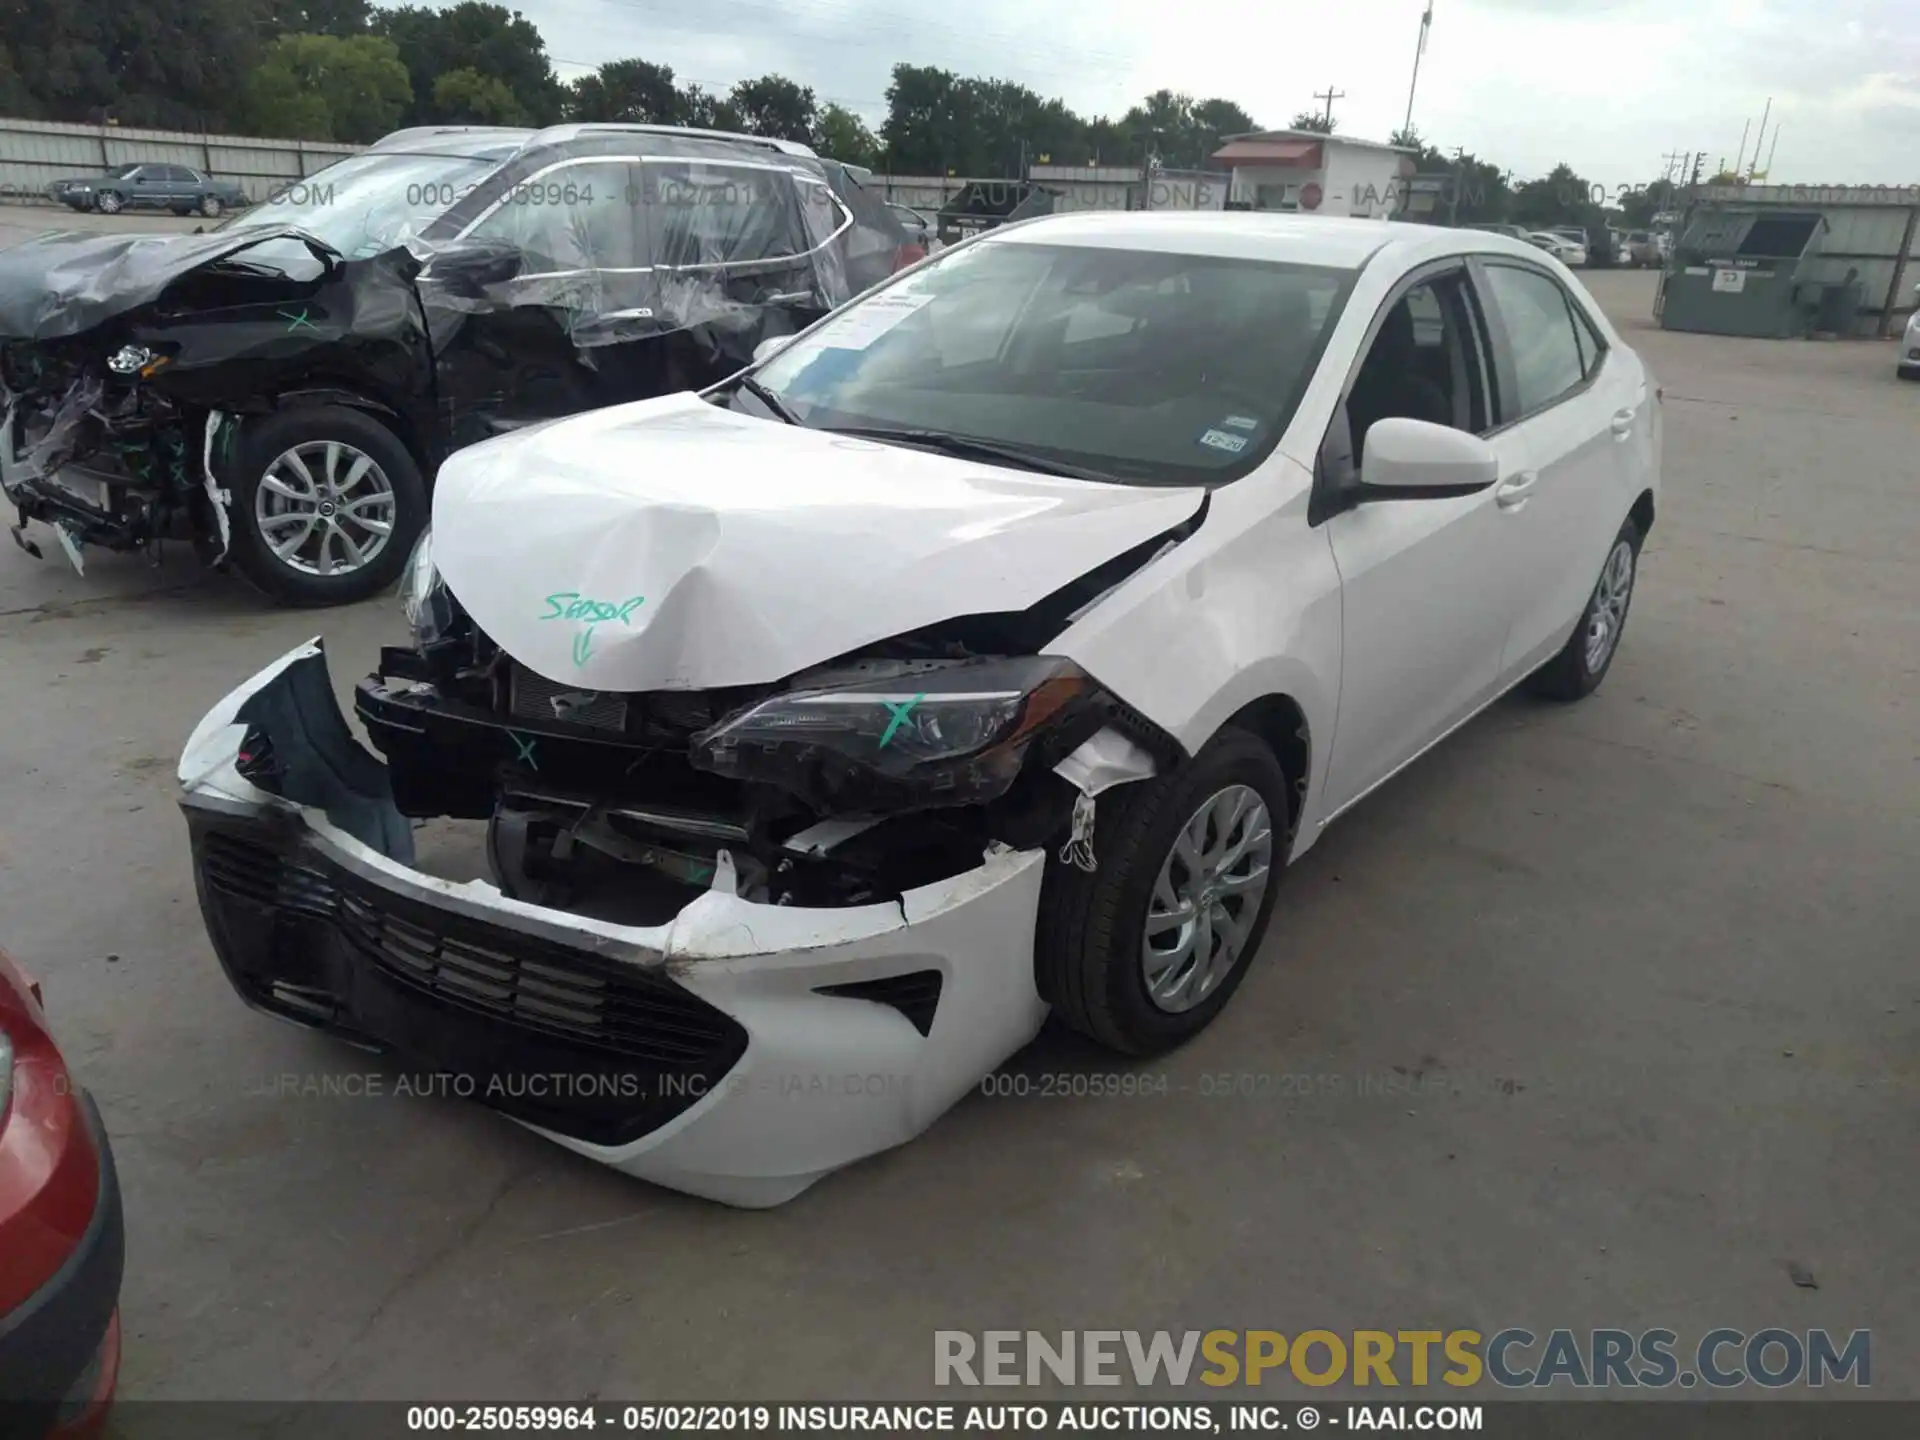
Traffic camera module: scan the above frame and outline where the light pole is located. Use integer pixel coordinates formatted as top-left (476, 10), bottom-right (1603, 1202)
top-left (1402, 1), bottom-right (1434, 139)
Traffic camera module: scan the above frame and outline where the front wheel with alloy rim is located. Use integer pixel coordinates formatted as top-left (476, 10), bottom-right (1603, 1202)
top-left (94, 191), bottom-right (123, 214)
top-left (1035, 726), bottom-right (1291, 1055)
top-left (225, 405), bottom-right (427, 606)
top-left (1527, 514), bottom-right (1641, 701)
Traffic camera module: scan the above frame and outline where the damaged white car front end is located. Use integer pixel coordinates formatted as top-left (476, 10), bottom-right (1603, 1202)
top-left (179, 639), bottom-right (1149, 1208)
top-left (174, 390), bottom-right (1206, 1207)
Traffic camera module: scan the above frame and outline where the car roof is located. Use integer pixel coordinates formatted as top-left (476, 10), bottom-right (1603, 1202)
top-left (367, 123), bottom-right (819, 161)
top-left (975, 210), bottom-right (1560, 271)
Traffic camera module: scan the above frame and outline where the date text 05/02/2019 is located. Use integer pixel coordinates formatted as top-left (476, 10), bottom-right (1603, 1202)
top-left (405, 1404), bottom-right (1245, 1432)
top-left (401, 1403), bottom-right (1487, 1433)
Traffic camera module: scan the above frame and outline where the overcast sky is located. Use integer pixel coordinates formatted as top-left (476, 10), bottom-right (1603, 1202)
top-left (518, 0), bottom-right (1918, 185)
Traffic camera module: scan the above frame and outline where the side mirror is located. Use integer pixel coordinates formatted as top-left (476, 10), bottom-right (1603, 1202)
top-left (429, 240), bottom-right (522, 295)
top-left (1357, 418), bottom-right (1499, 501)
top-left (752, 334), bottom-right (793, 366)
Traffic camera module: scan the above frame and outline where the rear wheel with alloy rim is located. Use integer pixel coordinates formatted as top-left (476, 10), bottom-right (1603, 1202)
top-left (226, 404), bottom-right (427, 606)
top-left (1037, 726), bottom-right (1291, 1055)
top-left (1527, 514), bottom-right (1641, 701)
top-left (199, 194), bottom-right (223, 218)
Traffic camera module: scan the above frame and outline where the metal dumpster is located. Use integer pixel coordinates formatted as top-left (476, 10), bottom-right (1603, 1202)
top-left (1660, 208), bottom-right (1829, 338)
top-left (936, 182), bottom-right (1060, 247)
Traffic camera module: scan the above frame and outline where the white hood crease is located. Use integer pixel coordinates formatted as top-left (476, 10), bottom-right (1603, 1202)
top-left (431, 393), bottom-right (1207, 691)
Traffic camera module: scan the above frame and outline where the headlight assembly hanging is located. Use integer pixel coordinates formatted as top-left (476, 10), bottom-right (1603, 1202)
top-left (687, 655), bottom-right (1105, 814)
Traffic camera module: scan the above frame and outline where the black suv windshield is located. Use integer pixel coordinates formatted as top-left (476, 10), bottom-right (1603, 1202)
top-left (220, 150), bottom-right (502, 258)
top-left (750, 239), bottom-right (1356, 486)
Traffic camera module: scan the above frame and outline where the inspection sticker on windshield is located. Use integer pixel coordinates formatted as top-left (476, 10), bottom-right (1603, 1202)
top-left (1198, 428), bottom-right (1250, 455)
top-left (819, 290), bottom-right (934, 350)
top-left (1221, 414), bottom-right (1260, 431)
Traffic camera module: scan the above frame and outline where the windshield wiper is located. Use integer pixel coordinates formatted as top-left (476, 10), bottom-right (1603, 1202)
top-left (730, 375), bottom-right (801, 425)
top-left (818, 426), bottom-right (1114, 482)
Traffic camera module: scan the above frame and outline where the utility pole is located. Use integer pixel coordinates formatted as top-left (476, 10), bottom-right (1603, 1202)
top-left (1759, 126), bottom-right (1779, 181)
top-left (1732, 120), bottom-right (1751, 178)
top-left (1747, 96), bottom-right (1772, 182)
top-left (1401, 1), bottom-right (1434, 138)
top-left (1313, 86), bottom-right (1346, 129)
top-left (1448, 145), bottom-right (1466, 225)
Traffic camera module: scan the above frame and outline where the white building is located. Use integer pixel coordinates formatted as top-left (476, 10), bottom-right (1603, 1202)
top-left (1209, 130), bottom-right (1415, 218)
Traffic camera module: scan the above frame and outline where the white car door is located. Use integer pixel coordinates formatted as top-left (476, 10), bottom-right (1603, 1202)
top-left (1317, 262), bottom-right (1524, 815)
top-left (1470, 260), bottom-right (1635, 679)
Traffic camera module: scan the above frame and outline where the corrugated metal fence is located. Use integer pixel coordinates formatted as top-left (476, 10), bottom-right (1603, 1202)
top-left (0, 117), bottom-right (360, 205)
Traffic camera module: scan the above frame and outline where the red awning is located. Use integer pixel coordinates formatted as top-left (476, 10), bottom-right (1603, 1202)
top-left (1211, 139), bottom-right (1323, 167)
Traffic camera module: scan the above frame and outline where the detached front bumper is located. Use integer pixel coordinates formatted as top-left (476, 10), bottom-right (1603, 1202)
top-left (178, 641), bottom-right (1051, 1208)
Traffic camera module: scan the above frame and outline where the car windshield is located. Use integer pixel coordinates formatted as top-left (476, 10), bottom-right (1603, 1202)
top-left (749, 239), bottom-right (1356, 486)
top-left (105, 163), bottom-right (140, 179)
top-left (218, 149), bottom-right (503, 258)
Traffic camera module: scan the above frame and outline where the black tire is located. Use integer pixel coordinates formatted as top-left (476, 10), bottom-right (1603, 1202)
top-left (199, 194), bottom-right (223, 219)
top-left (1035, 726), bottom-right (1292, 1056)
top-left (95, 190), bottom-right (123, 214)
top-left (1527, 514), bottom-right (1642, 702)
top-left (225, 404), bottom-right (427, 607)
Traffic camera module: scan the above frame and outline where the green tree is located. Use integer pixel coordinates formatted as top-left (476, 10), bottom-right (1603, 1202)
top-left (568, 58), bottom-right (682, 123)
top-left (1190, 97), bottom-right (1257, 162)
top-left (264, 0), bottom-right (373, 36)
top-left (1289, 109), bottom-right (1335, 133)
top-left (237, 33), bottom-right (410, 142)
top-left (1511, 161), bottom-right (1598, 227)
top-left (1122, 89), bottom-right (1193, 165)
top-left (2, 0), bottom-right (264, 128)
top-left (1620, 178), bottom-right (1676, 227)
top-left (372, 3), bottom-right (562, 125)
top-left (882, 65), bottom-right (977, 173)
top-left (0, 42), bottom-right (40, 117)
top-left (432, 66), bottom-right (526, 124)
top-left (1083, 116), bottom-right (1130, 165)
top-left (680, 85), bottom-right (743, 131)
top-left (815, 102), bottom-right (879, 167)
top-left (1116, 91), bottom-right (1258, 169)
top-left (727, 74), bottom-right (817, 143)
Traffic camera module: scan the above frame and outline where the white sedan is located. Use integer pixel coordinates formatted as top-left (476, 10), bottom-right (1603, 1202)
top-left (1528, 230), bottom-right (1588, 267)
top-left (178, 213), bottom-right (1661, 1206)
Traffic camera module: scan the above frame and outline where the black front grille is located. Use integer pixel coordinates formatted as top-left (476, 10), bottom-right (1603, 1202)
top-left (336, 891), bottom-right (731, 1063)
top-left (510, 664), bottom-right (628, 731)
top-left (198, 829), bottom-right (740, 1067)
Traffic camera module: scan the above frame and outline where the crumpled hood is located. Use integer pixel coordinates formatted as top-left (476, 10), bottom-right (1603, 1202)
top-left (433, 392), bottom-right (1206, 691)
top-left (0, 225), bottom-right (354, 342)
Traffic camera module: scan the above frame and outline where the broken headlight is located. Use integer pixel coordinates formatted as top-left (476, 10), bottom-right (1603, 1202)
top-left (400, 528), bottom-right (457, 648)
top-left (688, 655), bottom-right (1101, 813)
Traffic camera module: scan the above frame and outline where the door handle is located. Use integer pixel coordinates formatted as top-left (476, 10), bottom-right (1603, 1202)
top-left (1610, 407), bottom-right (1637, 438)
top-left (1495, 471), bottom-right (1537, 510)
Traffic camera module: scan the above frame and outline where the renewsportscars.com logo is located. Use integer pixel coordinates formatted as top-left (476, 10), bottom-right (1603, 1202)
top-left (934, 1329), bottom-right (1870, 1390)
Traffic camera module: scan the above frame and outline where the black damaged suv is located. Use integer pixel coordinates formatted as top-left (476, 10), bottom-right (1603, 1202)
top-left (0, 124), bottom-right (916, 605)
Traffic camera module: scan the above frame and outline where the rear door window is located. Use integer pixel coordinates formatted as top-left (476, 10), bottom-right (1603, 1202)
top-left (1480, 263), bottom-right (1589, 419)
top-left (641, 161), bottom-right (809, 269)
top-left (466, 160), bottom-right (640, 273)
